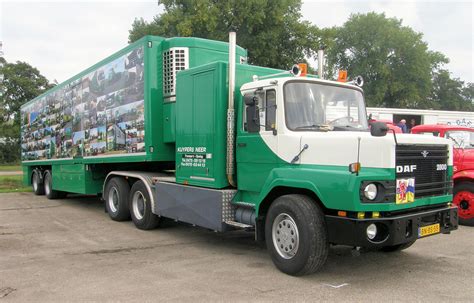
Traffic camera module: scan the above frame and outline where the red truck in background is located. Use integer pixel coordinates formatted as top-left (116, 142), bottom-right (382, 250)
top-left (411, 125), bottom-right (474, 226)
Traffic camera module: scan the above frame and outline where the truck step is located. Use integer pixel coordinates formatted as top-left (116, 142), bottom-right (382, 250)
top-left (225, 220), bottom-right (254, 229)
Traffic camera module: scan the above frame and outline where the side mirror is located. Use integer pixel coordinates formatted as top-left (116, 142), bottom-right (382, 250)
top-left (244, 94), bottom-right (257, 106)
top-left (370, 122), bottom-right (389, 137)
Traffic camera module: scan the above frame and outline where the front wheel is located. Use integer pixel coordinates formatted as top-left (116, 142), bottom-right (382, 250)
top-left (265, 194), bottom-right (329, 276)
top-left (129, 181), bottom-right (160, 230)
top-left (453, 182), bottom-right (474, 226)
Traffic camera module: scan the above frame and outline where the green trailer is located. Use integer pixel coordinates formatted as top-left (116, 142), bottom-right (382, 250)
top-left (21, 33), bottom-right (458, 276)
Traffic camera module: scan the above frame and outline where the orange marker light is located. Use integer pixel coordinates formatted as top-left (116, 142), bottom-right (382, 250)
top-left (349, 162), bottom-right (361, 174)
top-left (298, 63), bottom-right (307, 76)
top-left (337, 211), bottom-right (347, 217)
top-left (338, 70), bottom-right (348, 82)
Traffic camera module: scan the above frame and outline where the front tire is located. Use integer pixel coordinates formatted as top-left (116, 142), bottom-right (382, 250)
top-left (453, 182), bottom-right (474, 226)
top-left (104, 177), bottom-right (131, 221)
top-left (32, 170), bottom-right (45, 195)
top-left (129, 181), bottom-right (160, 230)
top-left (265, 194), bottom-right (329, 276)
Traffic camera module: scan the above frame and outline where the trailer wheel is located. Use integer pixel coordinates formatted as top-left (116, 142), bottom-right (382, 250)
top-left (380, 240), bottom-right (416, 252)
top-left (44, 170), bottom-right (67, 199)
top-left (129, 180), bottom-right (160, 230)
top-left (265, 194), bottom-right (328, 276)
top-left (32, 170), bottom-right (45, 195)
top-left (453, 182), bottom-right (474, 226)
top-left (104, 177), bottom-right (131, 221)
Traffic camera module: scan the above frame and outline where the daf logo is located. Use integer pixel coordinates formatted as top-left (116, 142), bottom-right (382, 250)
top-left (396, 165), bottom-right (417, 173)
top-left (421, 150), bottom-right (429, 158)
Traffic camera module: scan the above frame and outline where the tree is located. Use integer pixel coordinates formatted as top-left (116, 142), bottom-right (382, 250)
top-left (430, 70), bottom-right (474, 111)
top-left (0, 60), bottom-right (53, 163)
top-left (0, 60), bottom-right (53, 125)
top-left (129, 0), bottom-right (316, 69)
top-left (326, 13), bottom-right (448, 109)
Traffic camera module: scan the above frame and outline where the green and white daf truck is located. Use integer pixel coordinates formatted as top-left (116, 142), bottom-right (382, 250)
top-left (21, 33), bottom-right (458, 275)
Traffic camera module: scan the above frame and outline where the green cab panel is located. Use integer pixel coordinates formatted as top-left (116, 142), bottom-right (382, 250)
top-left (175, 62), bottom-right (227, 188)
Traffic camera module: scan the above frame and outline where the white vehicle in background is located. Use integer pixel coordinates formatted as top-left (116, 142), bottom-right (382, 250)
top-left (368, 107), bottom-right (474, 129)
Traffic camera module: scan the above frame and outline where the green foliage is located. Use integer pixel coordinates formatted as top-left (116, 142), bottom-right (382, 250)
top-left (325, 13), bottom-right (449, 109)
top-left (430, 70), bottom-right (474, 111)
top-left (0, 60), bottom-right (53, 124)
top-left (0, 60), bottom-right (53, 163)
top-left (129, 0), bottom-right (315, 69)
top-left (0, 137), bottom-right (20, 164)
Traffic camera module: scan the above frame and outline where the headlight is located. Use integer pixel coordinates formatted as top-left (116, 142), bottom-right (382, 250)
top-left (367, 223), bottom-right (377, 240)
top-left (364, 183), bottom-right (378, 200)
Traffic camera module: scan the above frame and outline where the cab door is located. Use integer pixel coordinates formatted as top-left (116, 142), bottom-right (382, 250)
top-left (236, 88), bottom-right (278, 192)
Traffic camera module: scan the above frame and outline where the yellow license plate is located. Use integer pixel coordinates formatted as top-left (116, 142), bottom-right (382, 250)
top-left (418, 223), bottom-right (440, 237)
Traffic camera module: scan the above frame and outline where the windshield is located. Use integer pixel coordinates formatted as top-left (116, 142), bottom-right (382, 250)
top-left (284, 81), bottom-right (368, 131)
top-left (445, 131), bottom-right (474, 149)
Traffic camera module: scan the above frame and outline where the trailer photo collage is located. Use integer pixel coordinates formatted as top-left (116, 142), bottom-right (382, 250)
top-left (21, 47), bottom-right (145, 161)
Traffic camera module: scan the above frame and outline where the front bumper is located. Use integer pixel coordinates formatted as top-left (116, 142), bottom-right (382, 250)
top-left (325, 205), bottom-right (458, 248)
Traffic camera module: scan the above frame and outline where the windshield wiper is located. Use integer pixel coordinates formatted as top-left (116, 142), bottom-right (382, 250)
top-left (294, 124), bottom-right (333, 132)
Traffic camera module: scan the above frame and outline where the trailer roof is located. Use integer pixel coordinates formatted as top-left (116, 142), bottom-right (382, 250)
top-left (21, 35), bottom-right (247, 109)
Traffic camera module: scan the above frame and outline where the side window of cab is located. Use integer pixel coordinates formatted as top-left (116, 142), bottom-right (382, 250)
top-left (265, 89), bottom-right (276, 131)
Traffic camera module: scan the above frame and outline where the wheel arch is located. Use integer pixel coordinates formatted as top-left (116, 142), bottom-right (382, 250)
top-left (258, 185), bottom-right (327, 218)
top-left (103, 171), bottom-right (157, 211)
top-left (453, 171), bottom-right (474, 186)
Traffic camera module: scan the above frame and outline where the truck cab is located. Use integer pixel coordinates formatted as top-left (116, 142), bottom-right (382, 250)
top-left (411, 124), bottom-right (474, 225)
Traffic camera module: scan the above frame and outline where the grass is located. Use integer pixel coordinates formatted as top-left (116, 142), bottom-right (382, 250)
top-left (0, 164), bottom-right (22, 172)
top-left (0, 175), bottom-right (31, 193)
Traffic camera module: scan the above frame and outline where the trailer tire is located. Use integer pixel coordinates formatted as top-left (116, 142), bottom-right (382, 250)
top-left (453, 182), bottom-right (474, 226)
top-left (129, 180), bottom-right (160, 230)
top-left (44, 170), bottom-right (67, 199)
top-left (265, 194), bottom-right (328, 276)
top-left (104, 177), bottom-right (131, 221)
top-left (32, 170), bottom-right (45, 195)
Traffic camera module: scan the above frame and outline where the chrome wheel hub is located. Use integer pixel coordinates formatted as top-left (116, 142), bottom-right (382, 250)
top-left (132, 191), bottom-right (146, 220)
top-left (108, 187), bottom-right (119, 213)
top-left (272, 213), bottom-right (299, 259)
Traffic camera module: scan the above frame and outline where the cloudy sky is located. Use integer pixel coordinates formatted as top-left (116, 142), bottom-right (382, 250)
top-left (1, 0), bottom-right (472, 83)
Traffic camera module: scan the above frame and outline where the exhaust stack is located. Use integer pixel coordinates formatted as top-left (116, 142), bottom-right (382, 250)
top-left (318, 49), bottom-right (324, 79)
top-left (226, 32), bottom-right (236, 187)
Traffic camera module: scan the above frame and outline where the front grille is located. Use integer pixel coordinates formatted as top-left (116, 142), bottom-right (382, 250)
top-left (396, 145), bottom-right (450, 198)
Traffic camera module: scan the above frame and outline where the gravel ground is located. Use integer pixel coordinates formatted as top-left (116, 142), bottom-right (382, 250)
top-left (0, 192), bottom-right (473, 302)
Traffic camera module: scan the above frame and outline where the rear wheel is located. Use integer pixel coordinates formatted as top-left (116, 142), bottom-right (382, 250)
top-left (32, 170), bottom-right (45, 195)
top-left (129, 181), bottom-right (160, 230)
top-left (104, 177), bottom-right (131, 221)
top-left (380, 240), bottom-right (416, 252)
top-left (453, 182), bottom-right (474, 226)
top-left (44, 170), bottom-right (67, 199)
top-left (265, 194), bottom-right (329, 276)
